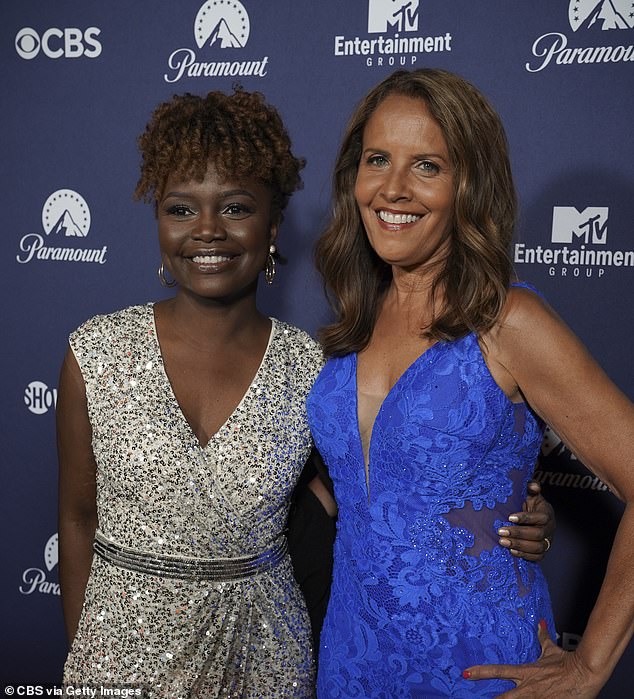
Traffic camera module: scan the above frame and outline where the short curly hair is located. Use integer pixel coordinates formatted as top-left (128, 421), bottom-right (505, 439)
top-left (134, 88), bottom-right (304, 219)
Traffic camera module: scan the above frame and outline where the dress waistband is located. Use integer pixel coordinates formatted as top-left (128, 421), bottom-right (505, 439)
top-left (93, 530), bottom-right (288, 582)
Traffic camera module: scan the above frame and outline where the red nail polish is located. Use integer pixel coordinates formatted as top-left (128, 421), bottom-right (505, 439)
top-left (539, 619), bottom-right (548, 631)
top-left (462, 670), bottom-right (472, 679)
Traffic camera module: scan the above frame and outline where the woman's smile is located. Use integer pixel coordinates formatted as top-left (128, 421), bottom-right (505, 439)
top-left (355, 94), bottom-right (454, 271)
top-left (158, 165), bottom-right (277, 301)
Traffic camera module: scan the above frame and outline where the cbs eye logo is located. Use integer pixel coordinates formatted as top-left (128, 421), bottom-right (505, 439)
top-left (15, 26), bottom-right (102, 60)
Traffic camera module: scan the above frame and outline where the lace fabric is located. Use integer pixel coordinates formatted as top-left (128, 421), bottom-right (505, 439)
top-left (307, 331), bottom-right (555, 698)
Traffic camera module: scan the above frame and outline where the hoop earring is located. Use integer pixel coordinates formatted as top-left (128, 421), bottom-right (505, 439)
top-left (158, 262), bottom-right (177, 288)
top-left (264, 244), bottom-right (276, 285)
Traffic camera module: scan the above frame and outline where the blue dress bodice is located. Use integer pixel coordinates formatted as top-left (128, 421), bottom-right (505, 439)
top-left (307, 330), bottom-right (555, 698)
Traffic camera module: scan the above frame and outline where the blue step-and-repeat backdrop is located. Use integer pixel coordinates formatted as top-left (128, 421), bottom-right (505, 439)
top-left (2, 1), bottom-right (633, 694)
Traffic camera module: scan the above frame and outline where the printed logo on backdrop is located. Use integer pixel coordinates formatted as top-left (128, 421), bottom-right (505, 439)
top-left (569, 0), bottom-right (633, 31)
top-left (15, 26), bottom-right (101, 60)
top-left (16, 189), bottom-right (107, 265)
top-left (514, 205), bottom-right (633, 278)
top-left (368, 0), bottom-right (419, 33)
top-left (551, 206), bottom-right (608, 245)
top-left (535, 427), bottom-right (610, 493)
top-left (334, 0), bottom-right (453, 67)
top-left (24, 381), bottom-right (58, 415)
top-left (526, 1), bottom-right (633, 72)
top-left (19, 533), bottom-right (60, 596)
top-left (165, 1), bottom-right (268, 83)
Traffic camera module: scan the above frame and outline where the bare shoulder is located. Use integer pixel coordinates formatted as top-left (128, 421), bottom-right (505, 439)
top-left (486, 285), bottom-right (573, 361)
top-left (484, 286), bottom-right (634, 499)
top-left (497, 285), bottom-right (560, 336)
top-left (480, 285), bottom-right (589, 403)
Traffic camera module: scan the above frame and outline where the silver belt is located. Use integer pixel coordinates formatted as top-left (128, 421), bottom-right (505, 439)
top-left (93, 530), bottom-right (288, 581)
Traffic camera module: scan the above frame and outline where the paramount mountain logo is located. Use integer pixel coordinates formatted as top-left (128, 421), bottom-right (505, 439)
top-left (335, 0), bottom-right (452, 67)
top-left (194, 0), bottom-right (250, 48)
top-left (50, 209), bottom-right (84, 237)
top-left (526, 1), bottom-right (634, 72)
top-left (16, 189), bottom-right (107, 265)
top-left (42, 189), bottom-right (90, 237)
top-left (19, 532), bottom-right (60, 596)
top-left (165, 0), bottom-right (268, 83)
top-left (569, 0), bottom-right (634, 31)
top-left (514, 205), bottom-right (634, 278)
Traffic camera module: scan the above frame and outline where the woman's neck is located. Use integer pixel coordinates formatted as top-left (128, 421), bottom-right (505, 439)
top-left (155, 289), bottom-right (268, 351)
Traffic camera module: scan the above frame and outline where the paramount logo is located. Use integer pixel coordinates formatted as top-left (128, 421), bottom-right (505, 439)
top-left (534, 468), bottom-right (610, 492)
top-left (164, 49), bottom-right (268, 83)
top-left (19, 533), bottom-right (60, 596)
top-left (526, 1), bottom-right (634, 72)
top-left (17, 235), bottom-right (107, 263)
top-left (16, 189), bottom-right (107, 265)
top-left (537, 427), bottom-right (610, 492)
top-left (164, 0), bottom-right (269, 83)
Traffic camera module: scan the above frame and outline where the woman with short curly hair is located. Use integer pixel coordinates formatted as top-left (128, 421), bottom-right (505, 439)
top-left (58, 88), bottom-right (320, 697)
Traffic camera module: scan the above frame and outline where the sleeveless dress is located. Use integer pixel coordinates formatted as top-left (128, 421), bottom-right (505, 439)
top-left (307, 325), bottom-right (555, 698)
top-left (63, 304), bottom-right (323, 698)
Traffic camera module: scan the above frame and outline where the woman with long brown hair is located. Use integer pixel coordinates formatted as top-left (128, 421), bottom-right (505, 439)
top-left (307, 68), bottom-right (634, 698)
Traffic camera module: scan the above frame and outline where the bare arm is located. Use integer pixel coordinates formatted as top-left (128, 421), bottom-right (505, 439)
top-left (308, 476), bottom-right (338, 517)
top-left (466, 288), bottom-right (634, 697)
top-left (57, 346), bottom-right (98, 645)
top-left (307, 449), bottom-right (337, 517)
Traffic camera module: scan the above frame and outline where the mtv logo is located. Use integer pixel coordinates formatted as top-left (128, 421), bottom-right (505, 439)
top-left (551, 206), bottom-right (608, 245)
top-left (368, 0), bottom-right (419, 34)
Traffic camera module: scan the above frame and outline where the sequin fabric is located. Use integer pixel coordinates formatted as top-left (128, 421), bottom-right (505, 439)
top-left (63, 304), bottom-right (323, 698)
top-left (307, 328), bottom-right (555, 698)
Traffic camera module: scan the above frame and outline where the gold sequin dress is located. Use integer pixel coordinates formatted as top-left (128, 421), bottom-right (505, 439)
top-left (63, 304), bottom-right (323, 697)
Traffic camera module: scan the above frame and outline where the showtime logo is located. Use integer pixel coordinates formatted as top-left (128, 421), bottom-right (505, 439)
top-left (16, 189), bottom-right (107, 265)
top-left (15, 26), bottom-right (101, 60)
top-left (335, 0), bottom-right (452, 67)
top-left (526, 1), bottom-right (633, 72)
top-left (164, 0), bottom-right (268, 83)
top-left (19, 533), bottom-right (60, 596)
top-left (514, 205), bottom-right (634, 278)
top-left (24, 380), bottom-right (58, 415)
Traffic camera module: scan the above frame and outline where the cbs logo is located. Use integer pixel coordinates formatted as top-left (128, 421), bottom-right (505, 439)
top-left (15, 26), bottom-right (102, 60)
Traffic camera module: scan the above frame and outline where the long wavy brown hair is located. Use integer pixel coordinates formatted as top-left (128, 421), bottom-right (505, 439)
top-left (316, 68), bottom-right (516, 356)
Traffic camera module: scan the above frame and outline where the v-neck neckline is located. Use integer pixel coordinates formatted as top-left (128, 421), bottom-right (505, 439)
top-left (149, 304), bottom-right (276, 450)
top-left (354, 340), bottom-right (444, 500)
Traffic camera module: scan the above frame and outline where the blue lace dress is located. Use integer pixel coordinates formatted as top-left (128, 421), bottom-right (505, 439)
top-left (307, 329), bottom-right (555, 698)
